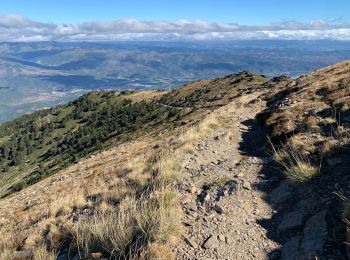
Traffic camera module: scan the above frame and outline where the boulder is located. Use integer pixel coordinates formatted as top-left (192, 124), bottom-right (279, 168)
top-left (301, 210), bottom-right (327, 255)
top-left (326, 158), bottom-right (343, 167)
top-left (185, 201), bottom-right (198, 212)
top-left (270, 180), bottom-right (292, 207)
top-left (184, 236), bottom-right (198, 249)
top-left (203, 235), bottom-right (219, 249)
top-left (281, 236), bottom-right (301, 260)
top-left (278, 211), bottom-right (304, 231)
top-left (243, 156), bottom-right (272, 165)
top-left (243, 181), bottom-right (251, 190)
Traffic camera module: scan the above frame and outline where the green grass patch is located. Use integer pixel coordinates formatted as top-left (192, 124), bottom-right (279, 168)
top-left (209, 176), bottom-right (232, 187)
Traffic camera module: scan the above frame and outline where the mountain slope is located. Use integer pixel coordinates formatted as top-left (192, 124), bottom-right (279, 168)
top-left (0, 90), bottom-right (180, 197)
top-left (0, 73), bottom-right (269, 198)
top-left (257, 60), bottom-right (350, 258)
top-left (1, 62), bottom-right (350, 259)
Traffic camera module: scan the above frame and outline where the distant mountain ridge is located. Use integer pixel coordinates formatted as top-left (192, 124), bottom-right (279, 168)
top-left (1, 40), bottom-right (350, 122)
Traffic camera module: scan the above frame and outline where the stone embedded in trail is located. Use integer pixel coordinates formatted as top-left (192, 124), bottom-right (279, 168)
top-left (185, 201), bottom-right (198, 212)
top-left (181, 195), bottom-right (192, 205)
top-left (270, 180), bottom-right (292, 207)
top-left (183, 220), bottom-right (194, 226)
top-left (187, 186), bottom-right (197, 194)
top-left (281, 236), bottom-right (301, 260)
top-left (203, 235), bottom-right (220, 249)
top-left (243, 181), bottom-right (252, 190)
top-left (184, 236), bottom-right (198, 249)
top-left (243, 156), bottom-right (272, 165)
top-left (301, 210), bottom-right (327, 255)
top-left (199, 180), bottom-right (238, 204)
top-left (278, 211), bottom-right (304, 231)
top-left (218, 234), bottom-right (226, 242)
top-left (204, 193), bottom-right (211, 202)
top-left (212, 204), bottom-right (224, 214)
top-left (237, 172), bottom-right (244, 178)
top-left (326, 157), bottom-right (343, 167)
top-left (90, 252), bottom-right (103, 259)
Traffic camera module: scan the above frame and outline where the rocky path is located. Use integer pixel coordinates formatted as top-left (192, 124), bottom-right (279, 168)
top-left (173, 94), bottom-right (282, 259)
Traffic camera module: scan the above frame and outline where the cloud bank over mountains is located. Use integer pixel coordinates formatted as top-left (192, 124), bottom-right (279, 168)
top-left (1, 14), bottom-right (350, 41)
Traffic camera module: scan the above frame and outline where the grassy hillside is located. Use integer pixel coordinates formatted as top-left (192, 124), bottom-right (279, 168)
top-left (0, 90), bottom-right (182, 197)
top-left (3, 63), bottom-right (350, 258)
top-left (0, 72), bottom-right (267, 198)
top-left (0, 71), bottom-right (269, 259)
top-left (159, 72), bottom-right (267, 108)
top-left (258, 60), bottom-right (350, 257)
top-left (259, 60), bottom-right (350, 180)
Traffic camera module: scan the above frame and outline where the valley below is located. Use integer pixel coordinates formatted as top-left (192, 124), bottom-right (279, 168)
top-left (2, 40), bottom-right (350, 122)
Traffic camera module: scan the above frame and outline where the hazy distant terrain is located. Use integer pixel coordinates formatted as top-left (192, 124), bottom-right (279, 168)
top-left (1, 40), bottom-right (350, 122)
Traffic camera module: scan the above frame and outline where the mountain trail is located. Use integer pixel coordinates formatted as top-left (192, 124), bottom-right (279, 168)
top-left (173, 92), bottom-right (282, 259)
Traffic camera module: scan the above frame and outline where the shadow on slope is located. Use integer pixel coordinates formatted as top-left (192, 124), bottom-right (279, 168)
top-left (238, 101), bottom-right (348, 258)
top-left (238, 116), bottom-right (285, 258)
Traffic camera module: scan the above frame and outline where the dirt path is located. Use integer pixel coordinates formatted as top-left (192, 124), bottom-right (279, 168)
top-left (173, 93), bottom-right (281, 259)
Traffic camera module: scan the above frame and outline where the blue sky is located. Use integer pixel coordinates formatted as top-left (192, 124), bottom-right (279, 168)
top-left (1, 0), bottom-right (350, 41)
top-left (1, 0), bottom-right (349, 24)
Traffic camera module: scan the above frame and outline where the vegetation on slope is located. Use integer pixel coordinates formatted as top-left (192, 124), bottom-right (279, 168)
top-left (9, 63), bottom-right (350, 258)
top-left (0, 90), bottom-right (181, 197)
top-left (0, 70), bottom-right (269, 259)
top-left (159, 71), bottom-right (268, 108)
top-left (260, 61), bottom-right (350, 181)
top-left (0, 110), bottom-right (219, 259)
top-left (0, 72), bottom-right (267, 198)
top-left (258, 60), bottom-right (350, 256)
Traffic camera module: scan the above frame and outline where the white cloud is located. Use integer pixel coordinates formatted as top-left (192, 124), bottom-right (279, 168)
top-left (0, 14), bottom-right (350, 41)
top-left (0, 14), bottom-right (37, 28)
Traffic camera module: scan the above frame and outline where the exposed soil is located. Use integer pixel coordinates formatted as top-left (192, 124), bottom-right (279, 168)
top-left (173, 93), bottom-right (283, 259)
top-left (172, 90), bottom-right (344, 259)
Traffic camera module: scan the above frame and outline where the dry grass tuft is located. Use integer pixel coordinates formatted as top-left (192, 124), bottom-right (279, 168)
top-left (76, 196), bottom-right (138, 257)
top-left (71, 115), bottom-right (219, 258)
top-left (33, 244), bottom-right (56, 260)
top-left (153, 155), bottom-right (182, 186)
top-left (136, 191), bottom-right (182, 244)
top-left (76, 191), bottom-right (181, 258)
top-left (305, 115), bottom-right (319, 131)
top-left (319, 139), bottom-right (338, 157)
top-left (284, 162), bottom-right (319, 184)
top-left (0, 249), bottom-right (14, 260)
top-left (126, 157), bottom-right (149, 186)
top-left (0, 112), bottom-right (220, 259)
top-left (176, 115), bottom-right (218, 151)
top-left (272, 143), bottom-right (320, 184)
top-left (50, 191), bottom-right (87, 217)
top-left (143, 243), bottom-right (175, 260)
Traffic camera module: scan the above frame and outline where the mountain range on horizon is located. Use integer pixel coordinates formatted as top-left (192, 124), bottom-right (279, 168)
top-left (1, 40), bottom-right (350, 123)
